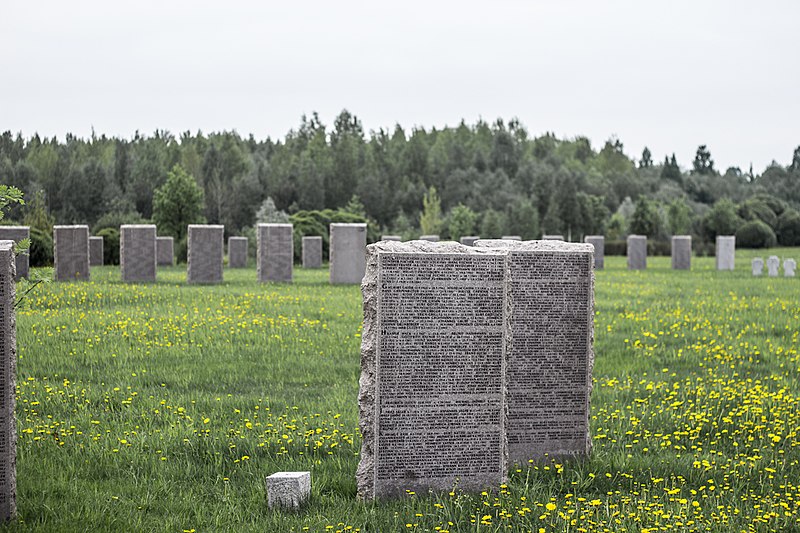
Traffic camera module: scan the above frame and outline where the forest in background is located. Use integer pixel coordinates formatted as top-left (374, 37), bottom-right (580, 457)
top-left (2, 110), bottom-right (800, 265)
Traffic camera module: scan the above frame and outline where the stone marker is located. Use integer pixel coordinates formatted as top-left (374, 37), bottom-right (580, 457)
top-left (767, 256), bottom-right (780, 277)
top-left (0, 241), bottom-right (17, 520)
top-left (380, 235), bottom-right (402, 242)
top-left (784, 259), bottom-right (796, 277)
top-left (89, 236), bottom-right (103, 266)
top-left (752, 258), bottom-right (764, 276)
top-left (228, 237), bottom-right (248, 268)
top-left (501, 235), bottom-right (522, 241)
top-left (542, 235), bottom-right (564, 241)
top-left (0, 227), bottom-right (29, 280)
top-left (120, 225), bottom-right (157, 283)
top-left (419, 235), bottom-right (440, 242)
top-left (257, 224), bottom-right (293, 282)
top-left (460, 236), bottom-right (479, 246)
top-left (53, 225), bottom-right (90, 281)
top-left (627, 235), bottom-right (647, 270)
top-left (715, 236), bottom-right (735, 271)
top-left (671, 235), bottom-right (692, 270)
top-left (476, 239), bottom-right (594, 464)
top-left (357, 241), bottom-right (508, 499)
top-left (187, 225), bottom-right (224, 284)
top-left (584, 235), bottom-right (604, 270)
top-left (156, 236), bottom-right (174, 266)
top-left (266, 471), bottom-right (311, 509)
top-left (301, 236), bottom-right (322, 268)
top-left (330, 223), bottom-right (367, 284)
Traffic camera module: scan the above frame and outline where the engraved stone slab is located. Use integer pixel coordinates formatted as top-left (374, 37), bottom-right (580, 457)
top-left (752, 258), bottom-right (764, 276)
top-left (419, 235), bottom-right (440, 242)
top-left (715, 236), bottom-right (735, 271)
top-left (542, 235), bottom-right (564, 241)
top-left (302, 236), bottom-right (322, 268)
top-left (0, 242), bottom-right (17, 520)
top-left (476, 239), bottom-right (594, 463)
top-left (0, 227), bottom-right (29, 280)
top-left (89, 236), bottom-right (104, 267)
top-left (120, 225), bottom-right (157, 283)
top-left (53, 225), bottom-right (90, 281)
top-left (671, 235), bottom-right (691, 270)
top-left (784, 259), bottom-right (796, 277)
top-left (228, 237), bottom-right (248, 268)
top-left (460, 236), bottom-right (479, 246)
top-left (357, 241), bottom-right (508, 499)
top-left (330, 223), bottom-right (367, 284)
top-left (266, 471), bottom-right (311, 509)
top-left (187, 225), bottom-right (224, 284)
top-left (501, 235), bottom-right (521, 241)
top-left (380, 235), bottom-right (402, 242)
top-left (627, 235), bottom-right (647, 270)
top-left (584, 236), bottom-right (604, 270)
top-left (257, 224), bottom-right (293, 282)
top-left (156, 236), bottom-right (174, 266)
top-left (767, 256), bottom-right (780, 277)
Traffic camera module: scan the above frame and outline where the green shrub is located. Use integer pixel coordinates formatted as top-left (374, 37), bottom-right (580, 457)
top-left (97, 228), bottom-right (120, 265)
top-left (29, 227), bottom-right (53, 267)
top-left (289, 209), bottom-right (378, 263)
top-left (735, 220), bottom-right (776, 248)
top-left (777, 209), bottom-right (800, 246)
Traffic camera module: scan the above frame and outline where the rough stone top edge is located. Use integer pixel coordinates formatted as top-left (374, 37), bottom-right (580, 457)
top-left (584, 235), bottom-right (604, 239)
top-left (89, 235), bottom-right (104, 240)
top-left (367, 240), bottom-right (506, 255)
top-left (54, 225), bottom-right (89, 229)
top-left (0, 240), bottom-right (14, 251)
top-left (671, 235), bottom-right (692, 240)
top-left (188, 224), bottom-right (225, 229)
top-left (330, 223), bottom-right (367, 228)
top-left (302, 235), bottom-right (323, 240)
top-left (257, 223), bottom-right (293, 228)
top-left (475, 239), bottom-right (594, 253)
top-left (627, 234), bottom-right (647, 239)
top-left (716, 235), bottom-right (735, 239)
top-left (228, 236), bottom-right (249, 240)
top-left (120, 224), bottom-right (157, 229)
top-left (156, 236), bottom-right (174, 240)
top-left (0, 225), bottom-right (30, 231)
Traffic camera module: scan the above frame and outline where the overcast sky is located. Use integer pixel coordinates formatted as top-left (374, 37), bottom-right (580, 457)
top-left (2, 1), bottom-right (798, 173)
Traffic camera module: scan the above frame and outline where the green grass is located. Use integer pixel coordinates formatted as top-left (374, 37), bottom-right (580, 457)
top-left (4, 248), bottom-right (800, 532)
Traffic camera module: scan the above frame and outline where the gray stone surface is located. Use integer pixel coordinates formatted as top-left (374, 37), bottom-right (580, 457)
top-left (501, 235), bottom-right (522, 241)
top-left (767, 256), bottom-right (780, 277)
top-left (380, 235), bottom-right (402, 242)
top-left (266, 471), bottom-right (311, 509)
top-left (89, 236), bottom-right (104, 267)
top-left (357, 241), bottom-right (508, 499)
top-left (584, 236), bottom-right (604, 270)
top-left (671, 235), bottom-right (692, 270)
top-left (752, 257), bottom-right (764, 276)
top-left (228, 237), bottom-right (248, 268)
top-left (460, 236), bottom-right (479, 246)
top-left (257, 224), bottom-right (293, 282)
top-left (627, 235), bottom-right (647, 270)
top-left (419, 235), bottom-right (440, 242)
top-left (784, 259), bottom-right (796, 277)
top-left (156, 236), bottom-right (174, 266)
top-left (475, 239), bottom-right (594, 464)
top-left (0, 242), bottom-right (16, 520)
top-left (715, 236), bottom-right (735, 271)
top-left (542, 235), bottom-right (564, 241)
top-left (302, 236), bottom-right (322, 268)
top-left (0, 227), bottom-right (29, 280)
top-left (53, 225), bottom-right (90, 281)
top-left (187, 225), bottom-right (224, 284)
top-left (330, 223), bottom-right (367, 284)
top-left (120, 225), bottom-right (157, 283)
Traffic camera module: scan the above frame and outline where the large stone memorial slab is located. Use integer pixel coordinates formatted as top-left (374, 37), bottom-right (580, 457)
top-left (476, 239), bottom-right (594, 463)
top-left (584, 235), bottom-right (604, 270)
top-left (767, 256), bottom-right (780, 277)
top-left (784, 259), bottom-right (796, 277)
top-left (0, 242), bottom-right (16, 520)
top-left (380, 235), bottom-right (402, 242)
top-left (752, 258), bottom-right (764, 276)
top-left (627, 235), bottom-right (647, 270)
top-left (0, 227), bottom-right (29, 280)
top-left (671, 235), bottom-right (691, 270)
top-left (330, 223), bottom-right (367, 284)
top-left (302, 236), bottom-right (322, 268)
top-left (228, 237), bottom-right (248, 268)
top-left (460, 236), bottom-right (479, 246)
top-left (156, 236), bottom-right (174, 266)
top-left (120, 225), bottom-right (157, 283)
top-left (715, 236), bottom-right (735, 271)
top-left (257, 224), bottom-right (293, 282)
top-left (89, 236), bottom-right (103, 266)
top-left (53, 225), bottom-right (90, 281)
top-left (187, 225), bottom-right (224, 284)
top-left (357, 241), bottom-right (508, 499)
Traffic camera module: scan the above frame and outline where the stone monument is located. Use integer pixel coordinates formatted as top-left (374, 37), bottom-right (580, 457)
top-left (501, 235), bottom-right (521, 241)
top-left (257, 224), bottom-right (293, 282)
top-left (89, 236), bottom-right (103, 267)
top-left (752, 258), bottom-right (764, 276)
top-left (302, 236), bottom-right (322, 268)
top-left (584, 235), bottom-right (604, 270)
top-left (156, 236), bottom-right (174, 266)
top-left (460, 236), bottom-right (479, 246)
top-left (228, 237), bottom-right (248, 268)
top-left (266, 472), bottom-right (311, 509)
top-left (120, 225), bottom-right (157, 283)
top-left (53, 225), bottom-right (90, 281)
top-left (0, 227), bottom-right (29, 280)
top-left (627, 235), bottom-right (647, 270)
top-left (380, 235), bottom-right (402, 242)
top-left (0, 241), bottom-right (16, 520)
top-left (419, 235), bottom-right (440, 242)
top-left (671, 235), bottom-right (692, 270)
top-left (329, 223), bottom-right (367, 284)
top-left (187, 225), bottom-right (224, 284)
top-left (784, 259), bottom-right (796, 277)
top-left (767, 256), bottom-right (780, 277)
top-left (542, 235), bottom-right (564, 241)
top-left (715, 236), bottom-right (735, 271)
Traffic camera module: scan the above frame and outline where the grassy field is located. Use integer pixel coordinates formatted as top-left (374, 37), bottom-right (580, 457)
top-left (4, 248), bottom-right (800, 532)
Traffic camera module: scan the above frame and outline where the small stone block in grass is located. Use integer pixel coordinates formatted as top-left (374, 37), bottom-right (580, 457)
top-left (266, 471), bottom-right (311, 509)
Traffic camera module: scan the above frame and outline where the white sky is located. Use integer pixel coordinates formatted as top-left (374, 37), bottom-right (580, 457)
top-left (1, 0), bottom-right (798, 173)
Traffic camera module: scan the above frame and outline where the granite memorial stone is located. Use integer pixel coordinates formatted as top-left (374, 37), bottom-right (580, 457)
top-left (257, 224), bottom-right (293, 282)
top-left (460, 236), bottom-right (479, 246)
top-left (120, 225), bottom-right (157, 283)
top-left (752, 258), bottom-right (764, 276)
top-left (584, 236), bottom-right (604, 270)
top-left (715, 236), bottom-right (735, 271)
top-left (671, 235), bottom-right (692, 270)
top-left (228, 237), bottom-right (248, 268)
top-left (380, 235), bottom-right (402, 242)
top-left (784, 259), bottom-right (796, 277)
top-left (53, 225), bottom-right (90, 281)
top-left (302, 236), bottom-right (322, 268)
top-left (89, 236), bottom-right (103, 267)
top-left (501, 235), bottom-right (522, 241)
top-left (767, 256), bottom-right (780, 277)
top-left (330, 223), bottom-right (367, 284)
top-left (187, 225), bottom-right (224, 284)
top-left (542, 235), bottom-right (564, 241)
top-left (266, 471), bottom-right (311, 509)
top-left (419, 235), bottom-right (440, 242)
top-left (0, 242), bottom-right (16, 520)
top-left (0, 227), bottom-right (29, 280)
top-left (627, 235), bottom-right (647, 270)
top-left (156, 236), bottom-right (174, 266)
